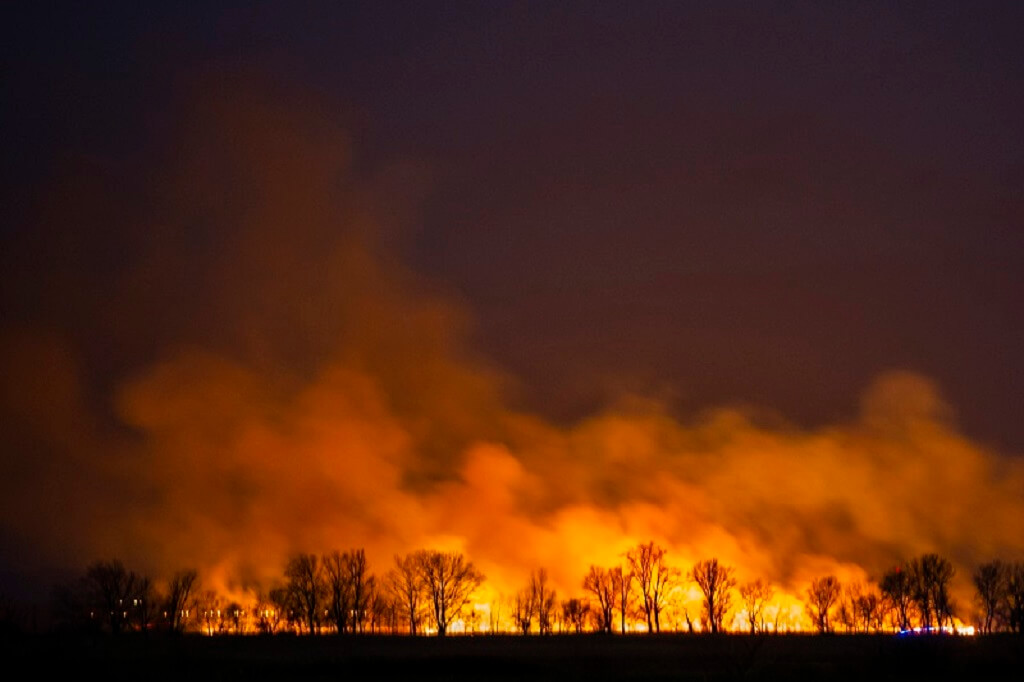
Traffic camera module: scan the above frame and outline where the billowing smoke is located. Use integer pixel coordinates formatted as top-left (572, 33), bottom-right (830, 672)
top-left (2, 80), bottom-right (1022, 623)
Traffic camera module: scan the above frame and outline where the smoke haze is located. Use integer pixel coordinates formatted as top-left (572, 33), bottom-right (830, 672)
top-left (2, 81), bottom-right (1021, 622)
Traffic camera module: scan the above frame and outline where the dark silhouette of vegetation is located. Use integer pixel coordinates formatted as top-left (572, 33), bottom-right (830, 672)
top-left (165, 569), bottom-right (198, 634)
top-left (880, 565), bottom-right (914, 631)
top-left (283, 553), bottom-right (324, 634)
top-left (806, 576), bottom-right (841, 633)
top-left (416, 549), bottom-right (483, 636)
top-left (627, 541), bottom-right (677, 633)
top-left (38, 546), bottom-right (1024, 637)
top-left (973, 560), bottom-right (1007, 634)
top-left (251, 590), bottom-right (281, 633)
top-left (909, 553), bottom-right (955, 629)
top-left (224, 601), bottom-right (244, 634)
top-left (268, 585), bottom-right (295, 632)
top-left (583, 565), bottom-right (615, 633)
top-left (347, 549), bottom-right (372, 632)
top-left (852, 583), bottom-right (882, 632)
top-left (511, 568), bottom-right (556, 635)
top-left (561, 598), bottom-right (589, 633)
top-left (530, 568), bottom-right (556, 635)
top-left (740, 579), bottom-right (773, 633)
top-left (50, 559), bottom-right (155, 634)
top-left (836, 582), bottom-right (882, 633)
top-left (322, 551), bottom-right (352, 634)
top-left (387, 553), bottom-right (426, 635)
top-left (610, 565), bottom-right (632, 634)
top-left (367, 585), bottom-right (396, 633)
top-left (89, 559), bottom-right (142, 634)
top-left (133, 575), bottom-right (155, 632)
top-left (690, 558), bottom-right (735, 634)
top-left (1006, 562), bottom-right (1024, 633)
top-left (512, 585), bottom-right (534, 635)
top-left (322, 549), bottom-right (372, 633)
top-left (197, 590), bottom-right (223, 635)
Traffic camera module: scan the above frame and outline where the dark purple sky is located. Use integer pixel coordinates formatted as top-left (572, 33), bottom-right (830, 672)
top-left (3, 1), bottom-right (1023, 451)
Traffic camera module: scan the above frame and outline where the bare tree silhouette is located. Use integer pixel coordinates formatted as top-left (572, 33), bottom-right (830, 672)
top-left (806, 576), bottom-right (841, 634)
top-left (416, 549), bottom-right (483, 636)
top-left (1005, 562), bottom-right (1024, 633)
top-left (583, 565), bottom-right (615, 633)
top-left (561, 598), bottom-right (590, 633)
top-left (84, 560), bottom-right (141, 635)
top-left (512, 587), bottom-right (535, 635)
top-left (973, 560), bottom-right (1008, 633)
top-left (488, 595), bottom-right (504, 634)
top-left (690, 558), bottom-right (735, 634)
top-left (346, 549), bottom-right (372, 632)
top-left (323, 551), bottom-right (353, 634)
top-left (321, 548), bottom-right (371, 633)
top-left (530, 568), bottom-right (557, 634)
top-left (387, 553), bottom-right (426, 635)
top-left (133, 575), bottom-right (155, 632)
top-left (252, 590), bottom-right (282, 633)
top-left (269, 585), bottom-right (298, 633)
top-left (165, 569), bottom-right (198, 634)
top-left (739, 579), bottom-right (773, 633)
top-left (627, 542), bottom-right (678, 633)
top-left (837, 582), bottom-right (879, 633)
top-left (909, 553), bottom-right (955, 629)
top-left (854, 586), bottom-right (882, 632)
top-left (198, 590), bottom-right (223, 635)
top-left (365, 582), bottom-right (394, 633)
top-left (611, 565), bottom-right (633, 633)
top-left (284, 553), bottom-right (324, 634)
top-left (880, 564), bottom-right (914, 631)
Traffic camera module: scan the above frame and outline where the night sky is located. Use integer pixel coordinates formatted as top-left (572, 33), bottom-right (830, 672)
top-left (2, 2), bottom-right (1023, 607)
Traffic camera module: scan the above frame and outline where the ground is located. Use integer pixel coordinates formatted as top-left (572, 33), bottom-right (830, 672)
top-left (3, 632), bottom-right (1020, 681)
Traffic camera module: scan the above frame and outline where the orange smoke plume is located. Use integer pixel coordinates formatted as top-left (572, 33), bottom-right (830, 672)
top-left (1, 80), bottom-right (1021, 628)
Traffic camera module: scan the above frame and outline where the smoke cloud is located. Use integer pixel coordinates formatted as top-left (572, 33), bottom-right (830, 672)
top-left (2, 80), bottom-right (1021, 623)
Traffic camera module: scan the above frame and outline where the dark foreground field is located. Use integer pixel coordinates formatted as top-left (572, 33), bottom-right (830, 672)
top-left (3, 633), bottom-right (1021, 681)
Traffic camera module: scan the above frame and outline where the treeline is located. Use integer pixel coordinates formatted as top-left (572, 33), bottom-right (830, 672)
top-left (271, 549), bottom-right (482, 636)
top-left (43, 543), bottom-right (1024, 636)
top-left (50, 561), bottom-right (198, 635)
